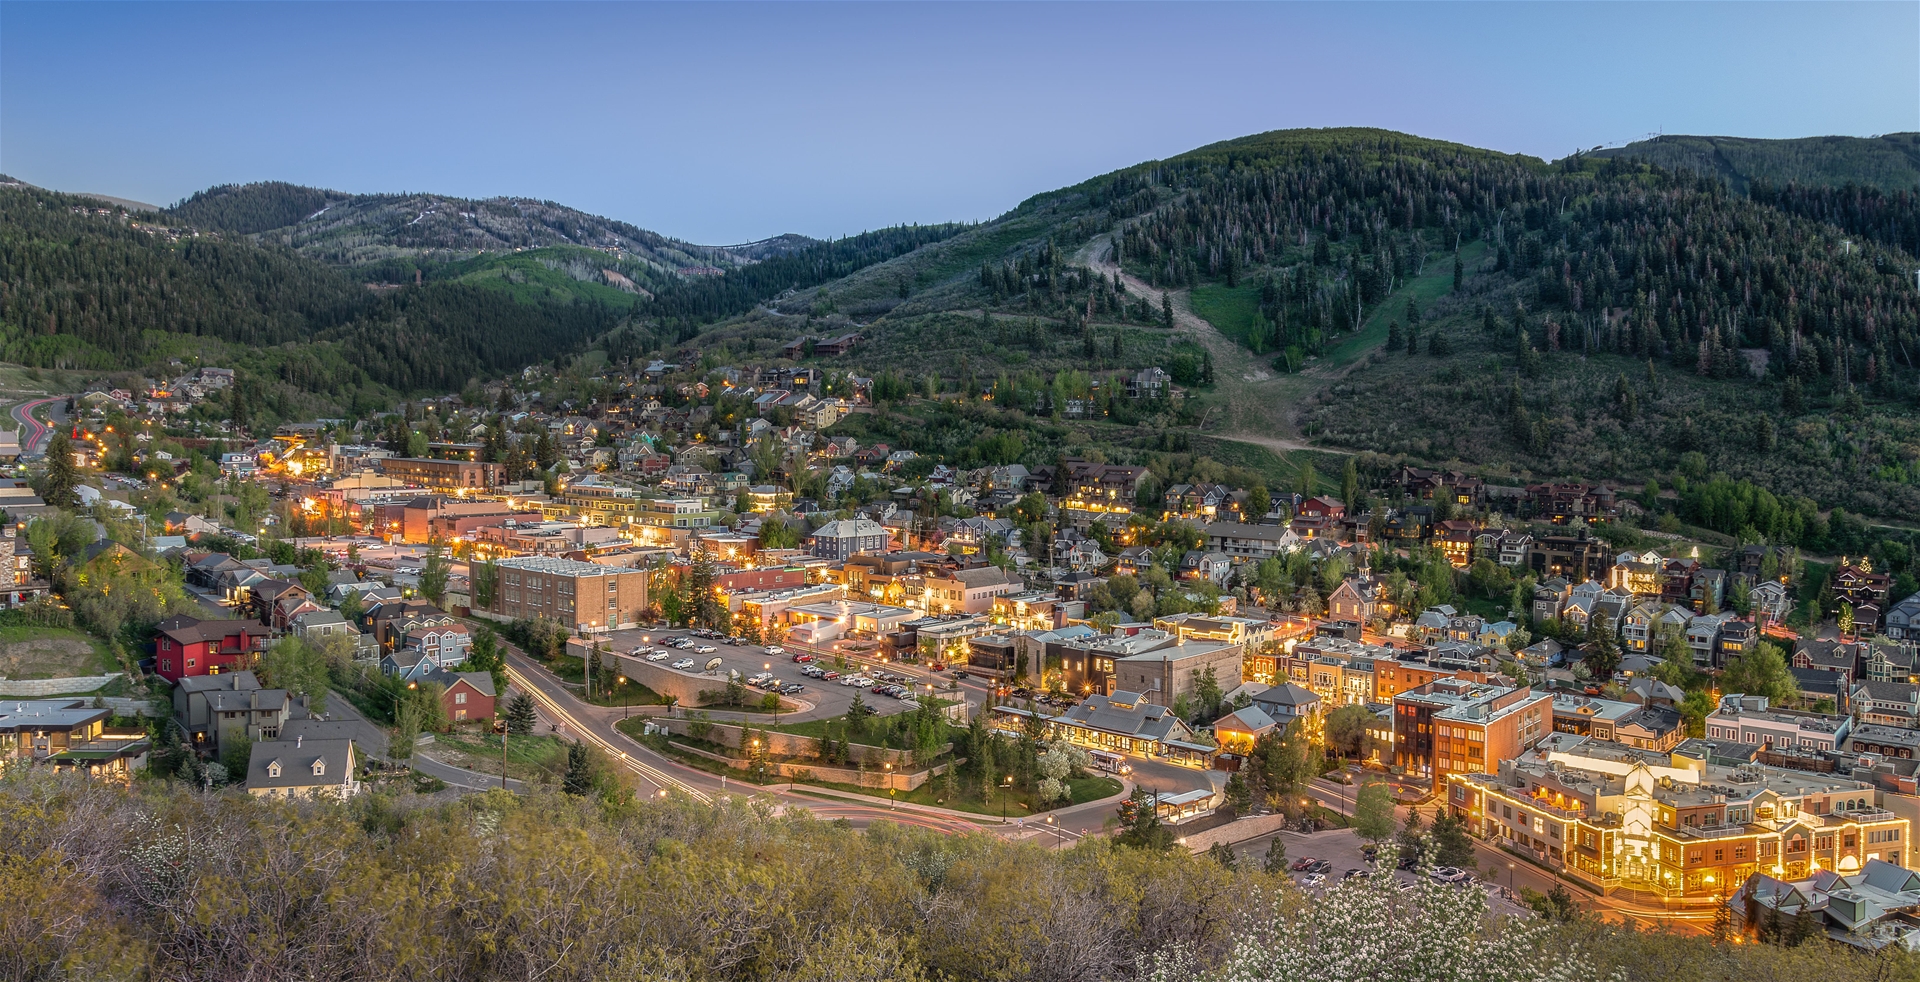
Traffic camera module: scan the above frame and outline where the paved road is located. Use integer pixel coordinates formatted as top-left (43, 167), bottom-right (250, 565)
top-left (327, 687), bottom-right (529, 792)
top-left (319, 691), bottom-right (390, 757)
top-left (8, 397), bottom-right (59, 455)
top-left (504, 644), bottom-right (990, 833)
top-left (414, 750), bottom-right (525, 792)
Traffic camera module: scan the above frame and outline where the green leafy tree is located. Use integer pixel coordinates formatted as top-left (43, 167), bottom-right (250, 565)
top-left (1721, 641), bottom-right (1799, 706)
top-left (1352, 780), bottom-right (1397, 844)
top-left (419, 539), bottom-right (450, 607)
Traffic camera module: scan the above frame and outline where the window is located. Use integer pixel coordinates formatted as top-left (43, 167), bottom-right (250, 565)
top-left (311, 759), bottom-right (325, 776)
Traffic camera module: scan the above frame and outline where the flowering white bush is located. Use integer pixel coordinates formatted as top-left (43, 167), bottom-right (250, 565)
top-left (1145, 863), bottom-right (1600, 982)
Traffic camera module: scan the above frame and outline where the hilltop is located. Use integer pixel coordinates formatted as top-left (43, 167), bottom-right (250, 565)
top-left (1587, 132), bottom-right (1920, 194)
top-left (663, 126), bottom-right (1920, 522)
top-left (161, 180), bottom-right (793, 292)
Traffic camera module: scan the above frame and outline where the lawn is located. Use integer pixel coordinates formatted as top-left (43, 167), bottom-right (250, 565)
top-left (1188, 282), bottom-right (1263, 349)
top-left (429, 732), bottom-right (571, 786)
top-left (0, 625), bottom-right (120, 679)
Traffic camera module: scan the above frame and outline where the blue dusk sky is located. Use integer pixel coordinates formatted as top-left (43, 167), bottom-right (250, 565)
top-left (3, 2), bottom-right (1915, 244)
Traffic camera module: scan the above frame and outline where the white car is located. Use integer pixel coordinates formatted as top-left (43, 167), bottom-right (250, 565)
top-left (671, 658), bottom-right (696, 670)
top-left (629, 647), bottom-right (654, 657)
top-left (764, 645), bottom-right (785, 655)
top-left (645, 650), bottom-right (670, 662)
top-left (694, 645), bottom-right (717, 654)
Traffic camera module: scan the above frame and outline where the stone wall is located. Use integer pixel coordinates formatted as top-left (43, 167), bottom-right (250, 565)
top-left (0, 674), bottom-right (121, 697)
top-left (1177, 813), bottom-right (1292, 853)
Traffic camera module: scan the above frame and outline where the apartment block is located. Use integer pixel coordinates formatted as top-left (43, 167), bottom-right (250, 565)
top-left (479, 556), bottom-right (649, 632)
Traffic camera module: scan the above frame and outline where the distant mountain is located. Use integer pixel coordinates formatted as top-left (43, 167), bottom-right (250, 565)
top-left (1586, 133), bottom-right (1920, 193)
top-left (0, 181), bottom-right (620, 405)
top-left (164, 181), bottom-right (743, 275)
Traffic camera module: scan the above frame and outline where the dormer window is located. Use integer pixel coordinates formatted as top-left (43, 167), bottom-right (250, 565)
top-left (266, 761), bottom-right (281, 778)
top-left (311, 759), bottom-right (326, 776)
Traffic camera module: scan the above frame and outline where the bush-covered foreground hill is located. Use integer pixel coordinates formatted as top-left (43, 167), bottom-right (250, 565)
top-left (4, 774), bottom-right (1915, 982)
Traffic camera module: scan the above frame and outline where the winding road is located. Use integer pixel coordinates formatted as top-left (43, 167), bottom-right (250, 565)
top-left (9, 397), bottom-right (59, 455)
top-left (502, 646), bottom-right (990, 833)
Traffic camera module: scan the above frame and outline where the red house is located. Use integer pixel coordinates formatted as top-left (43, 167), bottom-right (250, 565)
top-left (153, 616), bottom-right (274, 683)
top-left (1290, 495), bottom-right (1347, 539)
top-left (424, 669), bottom-right (497, 724)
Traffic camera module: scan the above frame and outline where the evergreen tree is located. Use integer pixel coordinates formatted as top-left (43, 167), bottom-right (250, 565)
top-left (505, 693), bottom-right (536, 735)
top-left (1160, 293), bottom-right (1174, 328)
top-left (1262, 834), bottom-right (1288, 874)
top-left (1342, 458), bottom-right (1359, 511)
top-left (562, 741), bottom-right (595, 796)
top-left (42, 431), bottom-right (79, 509)
top-left (1452, 251), bottom-right (1464, 291)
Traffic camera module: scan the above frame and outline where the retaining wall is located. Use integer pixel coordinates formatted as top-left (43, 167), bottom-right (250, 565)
top-left (0, 674), bottom-right (121, 697)
top-left (1178, 813), bottom-right (1292, 853)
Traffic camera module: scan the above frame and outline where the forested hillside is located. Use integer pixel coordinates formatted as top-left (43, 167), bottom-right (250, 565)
top-left (164, 180), bottom-right (747, 277)
top-left (668, 127), bottom-right (1920, 523)
top-left (0, 183), bottom-right (620, 404)
top-left (1590, 132), bottom-right (1920, 194)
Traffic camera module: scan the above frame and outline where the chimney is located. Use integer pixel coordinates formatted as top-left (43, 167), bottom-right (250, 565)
top-left (296, 735), bottom-right (303, 749)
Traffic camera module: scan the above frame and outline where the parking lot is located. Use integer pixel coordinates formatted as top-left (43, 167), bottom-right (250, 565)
top-left (1234, 827), bottom-right (1532, 915)
top-left (598, 626), bottom-right (928, 723)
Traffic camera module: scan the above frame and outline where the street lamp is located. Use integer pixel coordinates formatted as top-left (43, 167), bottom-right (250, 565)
top-left (885, 762), bottom-right (895, 808)
top-left (1002, 775), bottom-right (1013, 821)
top-left (617, 675), bottom-right (629, 719)
top-left (1507, 862), bottom-right (1516, 897)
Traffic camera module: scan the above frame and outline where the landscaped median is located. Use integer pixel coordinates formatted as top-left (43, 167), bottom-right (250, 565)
top-left (615, 713), bottom-right (1123, 818)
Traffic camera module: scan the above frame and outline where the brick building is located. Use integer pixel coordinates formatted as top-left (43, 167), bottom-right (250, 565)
top-left (478, 556), bottom-right (649, 632)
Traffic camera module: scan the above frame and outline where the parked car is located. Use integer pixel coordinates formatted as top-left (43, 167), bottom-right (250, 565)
top-left (765, 646), bottom-right (786, 655)
top-left (1290, 857), bottom-right (1316, 872)
top-left (1343, 869), bottom-right (1368, 881)
top-left (1309, 860), bottom-right (1333, 875)
top-left (790, 652), bottom-right (812, 663)
top-left (1301, 873), bottom-right (1326, 887)
top-left (780, 683), bottom-right (805, 695)
top-left (628, 647), bottom-right (654, 657)
top-left (671, 659), bottom-right (696, 670)
top-left (822, 672), bottom-right (841, 681)
top-left (645, 651), bottom-right (670, 662)
top-left (694, 645), bottom-right (717, 654)
top-left (1429, 867), bottom-right (1472, 884)
top-left (952, 670), bottom-right (970, 679)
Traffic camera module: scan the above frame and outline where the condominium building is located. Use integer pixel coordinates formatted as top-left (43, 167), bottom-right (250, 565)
top-left (477, 556), bottom-right (649, 632)
top-left (1705, 694), bottom-right (1852, 752)
top-left (378, 457), bottom-right (504, 491)
top-left (1393, 679), bottom-right (1552, 785)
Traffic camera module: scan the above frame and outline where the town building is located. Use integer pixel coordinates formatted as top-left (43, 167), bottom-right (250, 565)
top-left (377, 457), bottom-right (504, 492)
top-left (1392, 679), bottom-right (1551, 786)
top-left (152, 616), bottom-right (275, 682)
top-left (1706, 695), bottom-right (1852, 752)
top-left (245, 735), bottom-right (360, 799)
top-left (476, 556), bottom-right (649, 633)
top-left (1448, 733), bottom-right (1909, 900)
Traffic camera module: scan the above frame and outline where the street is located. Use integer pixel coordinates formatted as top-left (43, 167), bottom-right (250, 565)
top-left (503, 644), bottom-right (989, 833)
